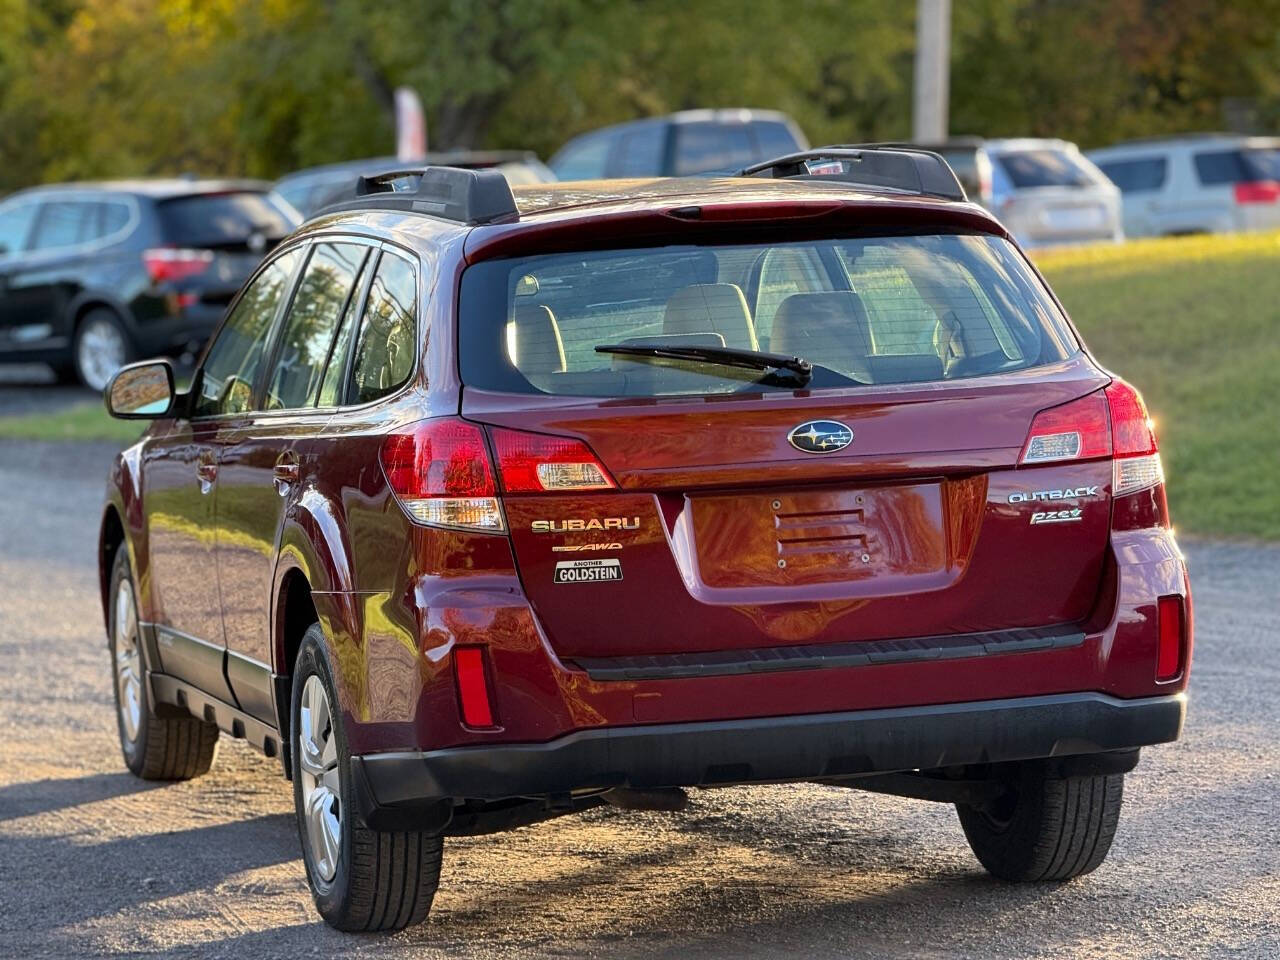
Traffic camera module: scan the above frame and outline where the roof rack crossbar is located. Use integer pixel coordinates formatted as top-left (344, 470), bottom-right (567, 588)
top-left (736, 146), bottom-right (967, 201)
top-left (318, 165), bottom-right (519, 225)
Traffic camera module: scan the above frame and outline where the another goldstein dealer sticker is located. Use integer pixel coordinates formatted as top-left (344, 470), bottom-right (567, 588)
top-left (554, 558), bottom-right (623, 584)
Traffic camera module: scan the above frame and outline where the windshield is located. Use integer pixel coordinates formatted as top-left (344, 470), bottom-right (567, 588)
top-left (458, 233), bottom-right (1078, 398)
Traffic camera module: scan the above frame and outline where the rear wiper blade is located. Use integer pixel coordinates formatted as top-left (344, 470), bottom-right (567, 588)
top-left (594, 342), bottom-right (813, 385)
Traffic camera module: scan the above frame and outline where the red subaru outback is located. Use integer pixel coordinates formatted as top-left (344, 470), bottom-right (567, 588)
top-left (99, 151), bottom-right (1191, 931)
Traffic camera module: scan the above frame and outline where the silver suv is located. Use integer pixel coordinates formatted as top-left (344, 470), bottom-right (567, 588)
top-left (1087, 134), bottom-right (1280, 238)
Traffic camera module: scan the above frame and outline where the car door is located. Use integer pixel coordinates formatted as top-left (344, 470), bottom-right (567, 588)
top-left (5, 199), bottom-right (100, 346)
top-left (143, 245), bottom-right (303, 700)
top-left (0, 197), bottom-right (41, 352)
top-left (215, 239), bottom-right (372, 722)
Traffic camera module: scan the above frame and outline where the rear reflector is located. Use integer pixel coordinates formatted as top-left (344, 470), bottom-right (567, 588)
top-left (454, 647), bottom-right (495, 727)
top-left (143, 247), bottom-right (214, 285)
top-left (380, 419), bottom-right (505, 532)
top-left (1019, 390), bottom-right (1111, 464)
top-left (490, 427), bottom-right (616, 493)
top-left (1234, 181), bottom-right (1280, 204)
top-left (1156, 595), bottom-right (1185, 681)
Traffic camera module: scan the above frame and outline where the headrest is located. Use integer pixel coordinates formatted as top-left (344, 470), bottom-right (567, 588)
top-left (662, 283), bottom-right (759, 351)
top-left (506, 303), bottom-right (566, 375)
top-left (770, 292), bottom-right (873, 380)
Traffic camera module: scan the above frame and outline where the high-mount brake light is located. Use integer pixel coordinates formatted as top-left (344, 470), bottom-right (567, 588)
top-left (142, 248), bottom-right (214, 285)
top-left (1105, 378), bottom-right (1163, 497)
top-left (380, 419), bottom-right (505, 532)
top-left (1019, 391), bottom-right (1111, 465)
top-left (490, 428), bottom-right (616, 493)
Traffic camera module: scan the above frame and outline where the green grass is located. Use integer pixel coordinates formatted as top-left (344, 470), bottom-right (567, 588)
top-left (0, 401), bottom-right (145, 444)
top-left (1036, 231), bottom-right (1280, 540)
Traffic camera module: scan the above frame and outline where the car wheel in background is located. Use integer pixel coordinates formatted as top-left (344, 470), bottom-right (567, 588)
top-left (956, 762), bottom-right (1124, 881)
top-left (108, 547), bottom-right (220, 780)
top-left (74, 308), bottom-right (134, 392)
top-left (291, 623), bottom-right (444, 931)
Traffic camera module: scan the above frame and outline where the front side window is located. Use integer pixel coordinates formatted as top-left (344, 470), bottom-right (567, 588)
top-left (349, 253), bottom-right (417, 405)
top-left (195, 248), bottom-right (302, 416)
top-left (459, 233), bottom-right (1078, 398)
top-left (265, 242), bottom-right (368, 410)
top-left (0, 200), bottom-right (38, 257)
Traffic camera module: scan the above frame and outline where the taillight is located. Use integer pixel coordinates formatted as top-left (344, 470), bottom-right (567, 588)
top-left (1019, 391), bottom-right (1111, 464)
top-left (1105, 378), bottom-right (1162, 497)
top-left (1156, 594), bottom-right (1186, 682)
top-left (453, 646), bottom-right (496, 728)
top-left (380, 419), bottom-right (505, 532)
top-left (1233, 181), bottom-right (1280, 204)
top-left (143, 248), bottom-right (214, 285)
top-left (490, 427), bottom-right (615, 493)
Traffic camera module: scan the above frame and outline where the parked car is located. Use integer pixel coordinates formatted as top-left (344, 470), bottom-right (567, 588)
top-left (979, 138), bottom-right (1124, 247)
top-left (100, 154), bottom-right (1189, 932)
top-left (1087, 134), bottom-right (1280, 237)
top-left (274, 151), bottom-right (555, 218)
top-left (549, 109), bottom-right (808, 179)
top-left (0, 180), bottom-right (299, 389)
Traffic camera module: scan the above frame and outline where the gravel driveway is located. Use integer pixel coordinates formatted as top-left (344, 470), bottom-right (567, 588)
top-left (0, 439), bottom-right (1276, 959)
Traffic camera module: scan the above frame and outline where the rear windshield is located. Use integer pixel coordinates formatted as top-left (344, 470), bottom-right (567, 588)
top-left (995, 149), bottom-right (1095, 188)
top-left (157, 192), bottom-right (296, 247)
top-left (458, 233), bottom-right (1078, 397)
top-left (1194, 148), bottom-right (1280, 185)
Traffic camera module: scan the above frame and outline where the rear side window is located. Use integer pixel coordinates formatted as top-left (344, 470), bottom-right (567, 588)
top-left (1194, 148), bottom-right (1280, 185)
top-left (264, 242), bottom-right (368, 410)
top-left (349, 252), bottom-right (417, 404)
top-left (157, 192), bottom-right (295, 248)
top-left (995, 150), bottom-right (1095, 188)
top-left (673, 122), bottom-right (755, 175)
top-left (195, 248), bottom-right (302, 416)
top-left (459, 233), bottom-right (1077, 398)
top-left (1097, 157), bottom-right (1167, 193)
top-left (0, 201), bottom-right (38, 256)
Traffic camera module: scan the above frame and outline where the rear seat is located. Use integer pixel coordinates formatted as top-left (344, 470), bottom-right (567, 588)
top-left (662, 283), bottom-right (759, 351)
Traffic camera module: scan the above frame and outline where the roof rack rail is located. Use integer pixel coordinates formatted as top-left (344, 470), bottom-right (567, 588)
top-left (736, 146), bottom-right (967, 201)
top-left (317, 166), bottom-right (519, 225)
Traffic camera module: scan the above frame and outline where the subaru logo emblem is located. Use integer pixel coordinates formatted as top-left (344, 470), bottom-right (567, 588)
top-left (787, 419), bottom-right (854, 454)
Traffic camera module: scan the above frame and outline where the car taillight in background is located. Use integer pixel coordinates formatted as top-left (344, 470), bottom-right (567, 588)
top-left (142, 247), bottom-right (214, 285)
top-left (381, 418), bottom-right (617, 533)
top-left (1233, 181), bottom-right (1280, 204)
top-left (1019, 378), bottom-right (1164, 499)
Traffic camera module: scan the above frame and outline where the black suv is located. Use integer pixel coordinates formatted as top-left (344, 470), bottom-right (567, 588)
top-left (0, 180), bottom-right (298, 389)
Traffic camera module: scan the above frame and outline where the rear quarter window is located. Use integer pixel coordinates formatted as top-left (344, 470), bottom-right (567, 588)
top-left (1194, 148), bottom-right (1280, 185)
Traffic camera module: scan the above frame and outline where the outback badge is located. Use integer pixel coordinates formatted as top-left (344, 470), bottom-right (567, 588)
top-left (787, 419), bottom-right (854, 454)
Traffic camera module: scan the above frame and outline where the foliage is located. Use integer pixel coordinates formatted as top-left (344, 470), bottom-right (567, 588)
top-left (3, 0), bottom-right (1280, 191)
top-left (1036, 231), bottom-right (1280, 540)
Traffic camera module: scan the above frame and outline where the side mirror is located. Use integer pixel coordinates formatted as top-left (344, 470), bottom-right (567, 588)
top-left (105, 359), bottom-right (176, 419)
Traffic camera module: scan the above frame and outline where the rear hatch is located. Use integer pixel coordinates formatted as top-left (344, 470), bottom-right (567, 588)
top-left (993, 147), bottom-right (1118, 242)
top-left (153, 190), bottom-right (299, 306)
top-left (459, 227), bottom-right (1112, 660)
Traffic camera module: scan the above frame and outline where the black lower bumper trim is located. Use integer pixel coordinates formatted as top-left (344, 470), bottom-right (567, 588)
top-left (353, 692), bottom-right (1185, 814)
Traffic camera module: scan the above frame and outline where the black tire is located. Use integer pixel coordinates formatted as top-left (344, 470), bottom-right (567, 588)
top-left (108, 548), bottom-right (219, 780)
top-left (291, 624), bottom-right (443, 931)
top-left (956, 763), bottom-right (1124, 881)
top-left (73, 307), bottom-right (134, 392)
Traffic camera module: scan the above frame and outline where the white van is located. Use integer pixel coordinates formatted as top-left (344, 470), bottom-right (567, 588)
top-left (1087, 134), bottom-right (1280, 237)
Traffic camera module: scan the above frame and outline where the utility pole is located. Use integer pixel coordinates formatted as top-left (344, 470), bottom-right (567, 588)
top-left (913, 0), bottom-right (951, 142)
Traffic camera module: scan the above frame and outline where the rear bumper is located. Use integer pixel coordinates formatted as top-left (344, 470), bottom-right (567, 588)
top-left (353, 691), bottom-right (1185, 816)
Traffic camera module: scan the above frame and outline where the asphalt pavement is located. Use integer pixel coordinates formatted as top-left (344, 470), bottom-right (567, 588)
top-left (0, 438), bottom-right (1276, 959)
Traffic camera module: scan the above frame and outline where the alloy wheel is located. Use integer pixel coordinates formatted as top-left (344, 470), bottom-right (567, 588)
top-left (77, 317), bottom-right (127, 392)
top-left (113, 578), bottom-right (143, 743)
top-left (298, 674), bottom-right (342, 884)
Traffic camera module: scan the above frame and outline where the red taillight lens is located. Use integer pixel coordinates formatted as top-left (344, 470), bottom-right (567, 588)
top-left (143, 247), bottom-right (214, 285)
top-left (1156, 594), bottom-right (1185, 681)
top-left (380, 419), bottom-right (504, 531)
top-left (453, 646), bottom-right (495, 728)
top-left (1019, 390), bottom-right (1111, 464)
top-left (490, 427), bottom-right (616, 493)
top-left (1105, 378), bottom-right (1163, 497)
top-left (1234, 181), bottom-right (1280, 204)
